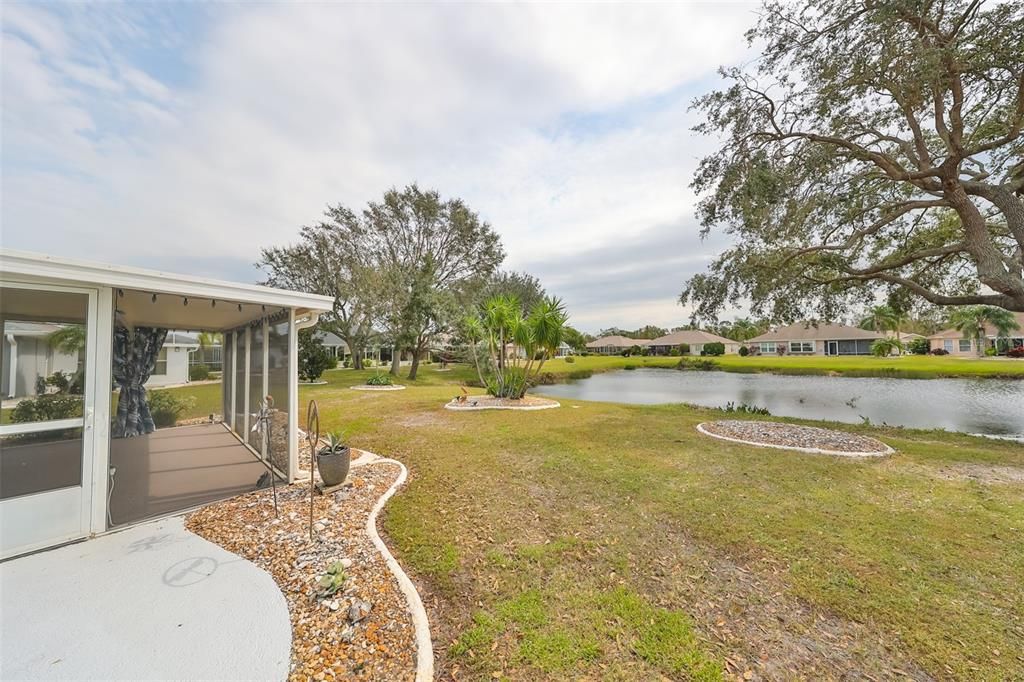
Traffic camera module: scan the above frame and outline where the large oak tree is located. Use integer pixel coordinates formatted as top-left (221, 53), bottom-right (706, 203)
top-left (681, 0), bottom-right (1024, 322)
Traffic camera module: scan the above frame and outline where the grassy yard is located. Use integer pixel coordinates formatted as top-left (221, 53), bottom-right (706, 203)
top-left (161, 365), bottom-right (1024, 680)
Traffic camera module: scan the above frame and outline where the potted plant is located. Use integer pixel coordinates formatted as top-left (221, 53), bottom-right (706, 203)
top-left (316, 430), bottom-right (350, 486)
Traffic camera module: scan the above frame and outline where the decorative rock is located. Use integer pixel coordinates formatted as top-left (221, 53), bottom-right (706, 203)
top-left (348, 598), bottom-right (372, 623)
top-left (340, 558), bottom-right (353, 569)
top-left (697, 420), bottom-right (894, 456)
top-left (328, 600), bottom-right (340, 611)
top-left (339, 625), bottom-right (356, 644)
top-left (313, 522), bottom-right (326, 533)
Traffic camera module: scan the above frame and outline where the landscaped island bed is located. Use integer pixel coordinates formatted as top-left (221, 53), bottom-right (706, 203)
top-left (186, 462), bottom-right (417, 682)
top-left (165, 366), bottom-right (1024, 679)
top-left (444, 395), bottom-right (559, 411)
top-left (698, 420), bottom-right (894, 456)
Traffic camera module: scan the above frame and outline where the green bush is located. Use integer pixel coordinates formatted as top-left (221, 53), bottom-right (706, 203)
top-left (564, 355), bottom-right (575, 363)
top-left (11, 395), bottom-right (83, 423)
top-left (534, 372), bottom-right (557, 385)
top-left (147, 390), bottom-right (196, 428)
top-left (679, 343), bottom-right (690, 355)
top-left (299, 329), bottom-right (332, 381)
top-left (984, 346), bottom-right (997, 356)
top-left (703, 342), bottom-right (726, 356)
top-left (325, 356), bottom-right (339, 370)
top-left (907, 337), bottom-right (930, 355)
top-left (365, 371), bottom-right (393, 386)
top-left (738, 345), bottom-right (750, 357)
top-left (871, 338), bottom-right (904, 357)
top-left (568, 369), bottom-right (593, 380)
top-left (189, 364), bottom-right (210, 381)
top-left (343, 358), bottom-right (352, 368)
top-left (623, 364), bottom-right (637, 370)
top-left (363, 358), bottom-right (375, 368)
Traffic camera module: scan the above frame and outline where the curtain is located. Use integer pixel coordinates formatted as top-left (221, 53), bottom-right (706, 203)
top-left (113, 325), bottom-right (168, 437)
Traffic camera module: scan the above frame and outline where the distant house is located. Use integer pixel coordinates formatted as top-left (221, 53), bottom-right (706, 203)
top-left (585, 335), bottom-right (650, 355)
top-left (554, 341), bottom-right (574, 358)
top-left (747, 323), bottom-right (883, 356)
top-left (648, 330), bottom-right (739, 355)
top-left (315, 331), bottom-right (384, 364)
top-left (2, 323), bottom-right (199, 396)
top-left (928, 312), bottom-right (1024, 355)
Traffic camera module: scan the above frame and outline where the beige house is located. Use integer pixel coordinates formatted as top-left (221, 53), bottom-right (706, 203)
top-left (928, 311), bottom-right (1024, 355)
top-left (747, 323), bottom-right (883, 356)
top-left (648, 330), bottom-right (739, 355)
top-left (585, 335), bottom-right (650, 355)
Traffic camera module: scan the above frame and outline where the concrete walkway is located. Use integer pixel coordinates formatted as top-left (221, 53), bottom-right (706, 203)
top-left (1, 516), bottom-right (291, 681)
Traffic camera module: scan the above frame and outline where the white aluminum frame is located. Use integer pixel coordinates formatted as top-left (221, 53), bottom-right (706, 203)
top-left (0, 280), bottom-right (101, 559)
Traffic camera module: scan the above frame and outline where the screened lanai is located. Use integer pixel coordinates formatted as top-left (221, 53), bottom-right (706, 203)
top-left (0, 250), bottom-right (333, 559)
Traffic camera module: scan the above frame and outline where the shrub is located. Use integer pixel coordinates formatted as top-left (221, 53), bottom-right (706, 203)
top-left (564, 355), bottom-right (575, 363)
top-left (189, 364), bottom-right (210, 381)
top-left (907, 337), bottom-right (930, 355)
top-left (738, 345), bottom-right (750, 357)
top-left (298, 329), bottom-right (332, 381)
top-left (623, 364), bottom-right (637, 370)
top-left (486, 367), bottom-right (529, 398)
top-left (11, 395), bottom-right (83, 423)
top-left (325, 356), bottom-right (339, 370)
top-left (363, 359), bottom-right (375, 368)
top-left (677, 357), bottom-right (718, 371)
top-left (703, 342), bottom-right (726, 356)
top-left (148, 390), bottom-right (196, 428)
top-left (568, 369), bottom-right (593, 380)
top-left (679, 343), bottom-right (691, 355)
top-left (667, 346), bottom-right (680, 357)
top-left (930, 347), bottom-right (949, 355)
top-left (343, 358), bottom-right (352, 368)
top-left (534, 372), bottom-right (557, 385)
top-left (365, 371), bottom-right (393, 386)
top-left (985, 346), bottom-right (998, 356)
top-left (871, 338), bottom-right (904, 357)
top-left (1008, 346), bottom-right (1024, 358)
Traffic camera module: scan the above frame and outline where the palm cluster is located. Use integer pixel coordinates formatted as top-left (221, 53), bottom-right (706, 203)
top-left (463, 295), bottom-right (568, 399)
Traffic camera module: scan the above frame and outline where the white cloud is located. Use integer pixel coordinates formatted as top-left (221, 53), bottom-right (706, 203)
top-left (1, 2), bottom-right (756, 328)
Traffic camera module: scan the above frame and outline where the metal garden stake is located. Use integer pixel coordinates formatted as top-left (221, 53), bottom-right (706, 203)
top-left (306, 399), bottom-right (320, 542)
top-left (251, 395), bottom-right (279, 515)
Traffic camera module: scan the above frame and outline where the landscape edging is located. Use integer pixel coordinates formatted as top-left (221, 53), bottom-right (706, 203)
top-left (357, 453), bottom-right (434, 681)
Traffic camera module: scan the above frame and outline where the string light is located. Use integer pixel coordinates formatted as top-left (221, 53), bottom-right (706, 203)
top-left (183, 297), bottom-right (189, 306)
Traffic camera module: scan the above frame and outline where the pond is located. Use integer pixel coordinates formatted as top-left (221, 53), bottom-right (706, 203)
top-left (534, 368), bottom-right (1024, 438)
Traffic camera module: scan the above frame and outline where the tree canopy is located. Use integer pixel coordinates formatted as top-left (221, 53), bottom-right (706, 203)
top-left (682, 0), bottom-right (1024, 323)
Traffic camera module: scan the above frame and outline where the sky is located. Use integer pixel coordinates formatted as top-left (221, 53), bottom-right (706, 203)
top-left (1, 2), bottom-right (759, 333)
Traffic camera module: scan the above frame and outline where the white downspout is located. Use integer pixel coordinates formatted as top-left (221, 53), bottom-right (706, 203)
top-left (5, 333), bottom-right (17, 398)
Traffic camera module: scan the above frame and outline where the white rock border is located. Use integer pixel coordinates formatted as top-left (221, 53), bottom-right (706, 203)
top-left (351, 451), bottom-right (434, 682)
top-left (350, 384), bottom-right (407, 391)
top-left (696, 422), bottom-right (894, 458)
top-left (299, 380), bottom-right (329, 385)
top-left (443, 398), bottom-right (560, 411)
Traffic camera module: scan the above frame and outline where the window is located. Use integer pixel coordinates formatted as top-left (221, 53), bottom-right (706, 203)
top-left (959, 339), bottom-right (972, 352)
top-left (153, 348), bottom-right (168, 375)
top-left (789, 341), bottom-right (814, 353)
top-left (943, 339), bottom-right (953, 352)
top-left (758, 342), bottom-right (777, 353)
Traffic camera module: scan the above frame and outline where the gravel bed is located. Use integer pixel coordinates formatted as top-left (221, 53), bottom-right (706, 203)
top-left (698, 420), bottom-right (893, 456)
top-left (186, 462), bottom-right (416, 681)
top-left (444, 395), bottom-right (559, 411)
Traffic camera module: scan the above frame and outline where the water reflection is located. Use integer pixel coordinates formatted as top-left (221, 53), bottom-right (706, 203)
top-left (534, 368), bottom-right (1024, 437)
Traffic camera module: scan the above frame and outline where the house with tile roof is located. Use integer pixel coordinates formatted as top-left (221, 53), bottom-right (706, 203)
top-left (747, 322), bottom-right (884, 356)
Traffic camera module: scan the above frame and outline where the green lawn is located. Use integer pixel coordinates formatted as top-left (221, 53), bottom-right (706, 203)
top-left (163, 365), bottom-right (1024, 680)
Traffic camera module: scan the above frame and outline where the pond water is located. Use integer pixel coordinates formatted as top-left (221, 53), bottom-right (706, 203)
top-left (534, 368), bottom-right (1024, 438)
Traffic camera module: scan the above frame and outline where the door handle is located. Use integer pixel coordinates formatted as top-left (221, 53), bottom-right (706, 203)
top-left (84, 407), bottom-right (94, 430)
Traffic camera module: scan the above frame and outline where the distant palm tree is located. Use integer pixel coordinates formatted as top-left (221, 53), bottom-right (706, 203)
top-left (47, 324), bottom-right (86, 355)
top-left (728, 317), bottom-right (761, 342)
top-left (947, 306), bottom-right (1021, 356)
top-left (859, 305), bottom-right (898, 335)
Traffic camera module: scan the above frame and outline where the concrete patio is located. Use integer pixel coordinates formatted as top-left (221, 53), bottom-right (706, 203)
top-left (0, 515), bottom-right (291, 680)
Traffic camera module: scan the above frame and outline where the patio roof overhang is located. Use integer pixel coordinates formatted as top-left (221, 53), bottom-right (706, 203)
top-left (0, 249), bottom-right (334, 329)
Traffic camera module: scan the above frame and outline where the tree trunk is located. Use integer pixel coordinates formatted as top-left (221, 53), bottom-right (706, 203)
top-left (408, 350), bottom-right (421, 380)
top-left (348, 339), bottom-right (363, 370)
top-left (390, 346), bottom-right (401, 375)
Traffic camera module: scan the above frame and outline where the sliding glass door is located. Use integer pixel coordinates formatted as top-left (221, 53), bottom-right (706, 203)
top-left (1, 283), bottom-right (98, 559)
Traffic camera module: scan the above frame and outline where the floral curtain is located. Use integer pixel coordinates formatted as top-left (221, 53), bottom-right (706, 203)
top-left (113, 325), bottom-right (168, 438)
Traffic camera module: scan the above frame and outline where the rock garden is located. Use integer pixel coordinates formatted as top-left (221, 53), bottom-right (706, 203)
top-left (697, 420), bottom-right (894, 456)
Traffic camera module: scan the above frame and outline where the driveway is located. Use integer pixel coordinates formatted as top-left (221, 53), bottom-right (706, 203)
top-left (1, 516), bottom-right (291, 680)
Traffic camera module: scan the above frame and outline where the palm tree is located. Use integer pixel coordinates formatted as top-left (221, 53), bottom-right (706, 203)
top-left (947, 306), bottom-right (1021, 356)
top-left (47, 324), bottom-right (86, 355)
top-left (859, 305), bottom-right (898, 336)
top-left (728, 317), bottom-right (761, 342)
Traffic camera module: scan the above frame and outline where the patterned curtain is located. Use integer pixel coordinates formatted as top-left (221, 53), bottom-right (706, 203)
top-left (113, 325), bottom-right (168, 438)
